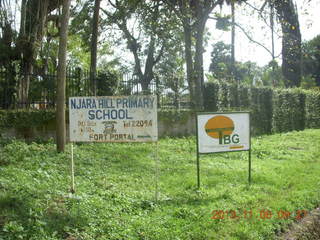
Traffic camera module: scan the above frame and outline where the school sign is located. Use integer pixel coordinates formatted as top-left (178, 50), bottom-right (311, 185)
top-left (69, 96), bottom-right (158, 142)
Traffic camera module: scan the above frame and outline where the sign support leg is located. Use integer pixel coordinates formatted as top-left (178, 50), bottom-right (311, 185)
top-left (248, 149), bottom-right (251, 185)
top-left (71, 143), bottom-right (75, 193)
top-left (155, 141), bottom-right (159, 202)
top-left (197, 152), bottom-right (200, 189)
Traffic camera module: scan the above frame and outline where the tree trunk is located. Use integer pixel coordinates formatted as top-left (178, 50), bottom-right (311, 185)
top-left (182, 18), bottom-right (195, 108)
top-left (231, 1), bottom-right (236, 83)
top-left (17, 0), bottom-right (51, 108)
top-left (274, 0), bottom-right (302, 87)
top-left (56, 0), bottom-right (71, 152)
top-left (18, 62), bottom-right (32, 108)
top-left (19, 0), bottom-right (27, 36)
top-left (270, 0), bottom-right (276, 87)
top-left (193, 19), bottom-right (206, 110)
top-left (90, 0), bottom-right (100, 96)
top-left (141, 36), bottom-right (156, 93)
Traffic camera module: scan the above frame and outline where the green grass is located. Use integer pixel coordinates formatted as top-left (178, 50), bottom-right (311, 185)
top-left (0, 129), bottom-right (320, 240)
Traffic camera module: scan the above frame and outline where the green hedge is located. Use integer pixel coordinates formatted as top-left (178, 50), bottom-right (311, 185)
top-left (0, 109), bottom-right (56, 129)
top-left (272, 89), bottom-right (305, 133)
top-left (204, 82), bottom-right (320, 135)
top-left (249, 87), bottom-right (273, 135)
top-left (305, 91), bottom-right (320, 128)
top-left (0, 87), bottom-right (319, 137)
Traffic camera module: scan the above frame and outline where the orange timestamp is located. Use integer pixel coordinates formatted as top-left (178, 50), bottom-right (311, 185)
top-left (210, 209), bottom-right (308, 220)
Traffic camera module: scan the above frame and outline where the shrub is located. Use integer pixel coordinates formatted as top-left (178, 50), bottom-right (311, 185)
top-left (203, 84), bottom-right (320, 135)
top-left (0, 109), bottom-right (56, 129)
top-left (203, 82), bottom-right (219, 111)
top-left (250, 87), bottom-right (273, 135)
top-left (305, 90), bottom-right (320, 128)
top-left (272, 89), bottom-right (305, 133)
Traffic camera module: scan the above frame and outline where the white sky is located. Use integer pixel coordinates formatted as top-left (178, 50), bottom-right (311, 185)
top-left (203, 0), bottom-right (320, 70)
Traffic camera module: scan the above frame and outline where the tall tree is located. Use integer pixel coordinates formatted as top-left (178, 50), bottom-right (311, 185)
top-left (56, 0), bottom-right (71, 152)
top-left (17, 0), bottom-right (61, 107)
top-left (0, 0), bottom-right (18, 108)
top-left (90, 0), bottom-right (101, 95)
top-left (163, 1), bottom-right (211, 109)
top-left (163, 0), bottom-right (247, 109)
top-left (0, 0), bottom-right (61, 108)
top-left (101, 0), bottom-right (175, 92)
top-left (230, 0), bottom-right (235, 79)
top-left (273, 0), bottom-right (302, 87)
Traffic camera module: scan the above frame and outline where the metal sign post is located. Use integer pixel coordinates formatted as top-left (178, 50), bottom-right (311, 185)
top-left (70, 143), bottom-right (75, 193)
top-left (154, 141), bottom-right (160, 202)
top-left (248, 149), bottom-right (252, 184)
top-left (196, 112), bottom-right (251, 189)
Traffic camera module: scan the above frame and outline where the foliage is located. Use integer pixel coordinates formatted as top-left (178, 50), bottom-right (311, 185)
top-left (0, 109), bottom-right (56, 130)
top-left (260, 61), bottom-right (284, 87)
top-left (70, 0), bottom-right (96, 51)
top-left (272, 89), bottom-right (305, 133)
top-left (0, 130), bottom-right (320, 239)
top-left (305, 90), bottom-right (320, 128)
top-left (209, 41), bottom-right (233, 82)
top-left (209, 42), bottom-right (265, 85)
top-left (204, 83), bottom-right (320, 135)
top-left (203, 81), bottom-right (219, 111)
top-left (302, 35), bottom-right (320, 87)
top-left (250, 87), bottom-right (273, 135)
top-left (273, 0), bottom-right (302, 87)
top-left (158, 110), bottom-right (192, 125)
top-left (96, 69), bottom-right (121, 96)
top-left (154, 30), bottom-right (186, 105)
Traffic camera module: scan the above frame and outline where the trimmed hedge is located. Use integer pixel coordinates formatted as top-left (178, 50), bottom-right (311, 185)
top-left (0, 86), bottom-right (319, 137)
top-left (305, 91), bottom-right (320, 128)
top-left (272, 89), bottom-right (305, 133)
top-left (204, 82), bottom-right (320, 135)
top-left (0, 109), bottom-right (56, 129)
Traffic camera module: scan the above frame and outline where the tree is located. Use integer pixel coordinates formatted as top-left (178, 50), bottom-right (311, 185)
top-left (302, 35), bottom-right (320, 87)
top-left (273, 0), bottom-right (302, 87)
top-left (101, 0), bottom-right (175, 93)
top-left (18, 0), bottom-right (62, 107)
top-left (0, 1), bottom-right (18, 108)
top-left (209, 41), bottom-right (233, 81)
top-left (155, 33), bottom-right (186, 108)
top-left (164, 0), bottom-right (219, 109)
top-left (90, 0), bottom-right (101, 95)
top-left (164, 0), bottom-right (248, 109)
top-left (56, 0), bottom-right (71, 152)
top-left (0, 0), bottom-right (62, 108)
top-left (209, 41), bottom-right (268, 86)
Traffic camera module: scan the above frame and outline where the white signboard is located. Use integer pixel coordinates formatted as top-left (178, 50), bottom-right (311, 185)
top-left (197, 112), bottom-right (250, 153)
top-left (69, 96), bottom-right (158, 142)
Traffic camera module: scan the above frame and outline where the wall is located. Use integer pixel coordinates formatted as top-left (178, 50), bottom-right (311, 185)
top-left (0, 110), bottom-right (196, 141)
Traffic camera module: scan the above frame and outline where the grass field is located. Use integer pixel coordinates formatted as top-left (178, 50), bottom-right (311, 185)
top-left (0, 129), bottom-right (320, 240)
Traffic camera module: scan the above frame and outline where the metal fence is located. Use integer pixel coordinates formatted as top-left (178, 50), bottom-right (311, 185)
top-left (0, 68), bottom-right (191, 109)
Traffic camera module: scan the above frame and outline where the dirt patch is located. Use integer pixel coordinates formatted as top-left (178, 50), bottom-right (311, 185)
top-left (279, 207), bottom-right (320, 240)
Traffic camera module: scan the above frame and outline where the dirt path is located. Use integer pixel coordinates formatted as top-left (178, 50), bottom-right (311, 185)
top-left (279, 207), bottom-right (320, 240)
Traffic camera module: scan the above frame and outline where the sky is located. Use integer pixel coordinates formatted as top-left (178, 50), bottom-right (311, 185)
top-left (203, 0), bottom-right (320, 71)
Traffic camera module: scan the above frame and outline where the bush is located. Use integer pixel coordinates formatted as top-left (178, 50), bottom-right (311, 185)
top-left (203, 83), bottom-right (320, 135)
top-left (217, 83), bottom-right (230, 110)
top-left (203, 82), bottom-right (219, 111)
top-left (272, 89), bottom-right (305, 133)
top-left (305, 90), bottom-right (320, 128)
top-left (250, 87), bottom-right (273, 135)
top-left (0, 109), bottom-right (56, 129)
